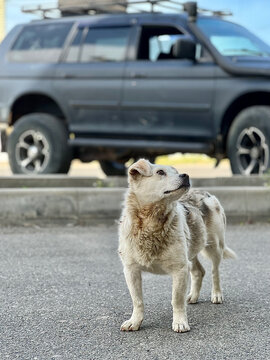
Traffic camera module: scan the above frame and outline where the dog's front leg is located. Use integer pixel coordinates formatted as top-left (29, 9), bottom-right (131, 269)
top-left (171, 265), bottom-right (190, 333)
top-left (121, 265), bottom-right (144, 331)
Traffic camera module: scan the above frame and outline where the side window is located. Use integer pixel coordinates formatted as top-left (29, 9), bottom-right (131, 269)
top-left (65, 28), bottom-right (84, 63)
top-left (138, 26), bottom-right (184, 61)
top-left (8, 23), bottom-right (72, 63)
top-left (149, 34), bottom-right (184, 61)
top-left (81, 27), bottom-right (130, 62)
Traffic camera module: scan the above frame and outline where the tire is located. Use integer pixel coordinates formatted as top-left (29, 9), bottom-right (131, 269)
top-left (99, 156), bottom-right (156, 177)
top-left (99, 160), bottom-right (127, 176)
top-left (227, 106), bottom-right (270, 175)
top-left (7, 113), bottom-right (72, 174)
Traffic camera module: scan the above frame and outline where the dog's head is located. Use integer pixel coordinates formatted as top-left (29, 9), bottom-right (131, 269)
top-left (128, 159), bottom-right (190, 205)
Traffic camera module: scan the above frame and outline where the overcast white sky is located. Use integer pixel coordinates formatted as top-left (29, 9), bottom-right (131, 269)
top-left (5, 0), bottom-right (270, 45)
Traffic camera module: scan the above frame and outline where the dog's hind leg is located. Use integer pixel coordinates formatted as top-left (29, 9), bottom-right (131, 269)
top-left (121, 265), bottom-right (144, 331)
top-left (187, 256), bottom-right (205, 304)
top-left (203, 245), bottom-right (223, 304)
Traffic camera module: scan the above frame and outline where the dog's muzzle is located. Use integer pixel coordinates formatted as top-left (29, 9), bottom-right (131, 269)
top-left (164, 174), bottom-right (190, 194)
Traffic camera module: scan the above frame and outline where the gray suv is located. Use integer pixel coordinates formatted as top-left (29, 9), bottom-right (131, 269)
top-left (0, 1), bottom-right (270, 176)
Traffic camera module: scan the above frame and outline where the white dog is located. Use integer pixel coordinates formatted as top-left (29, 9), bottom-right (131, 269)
top-left (118, 159), bottom-right (236, 333)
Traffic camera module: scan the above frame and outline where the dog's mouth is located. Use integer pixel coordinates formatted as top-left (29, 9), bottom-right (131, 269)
top-left (164, 183), bottom-right (190, 194)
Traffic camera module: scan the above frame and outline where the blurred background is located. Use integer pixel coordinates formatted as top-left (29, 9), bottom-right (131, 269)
top-left (0, 0), bottom-right (269, 177)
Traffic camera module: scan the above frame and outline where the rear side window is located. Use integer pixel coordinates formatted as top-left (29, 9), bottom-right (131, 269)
top-left (9, 23), bottom-right (72, 63)
top-left (80, 27), bottom-right (130, 62)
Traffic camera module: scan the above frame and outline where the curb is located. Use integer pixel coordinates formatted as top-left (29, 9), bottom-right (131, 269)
top-left (0, 187), bottom-right (269, 225)
top-left (0, 175), bottom-right (269, 188)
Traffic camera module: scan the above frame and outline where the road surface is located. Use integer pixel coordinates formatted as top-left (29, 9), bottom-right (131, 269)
top-left (0, 224), bottom-right (269, 360)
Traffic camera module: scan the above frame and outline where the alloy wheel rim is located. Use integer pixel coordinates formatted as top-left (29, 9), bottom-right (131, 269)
top-left (15, 130), bottom-right (50, 174)
top-left (236, 126), bottom-right (269, 175)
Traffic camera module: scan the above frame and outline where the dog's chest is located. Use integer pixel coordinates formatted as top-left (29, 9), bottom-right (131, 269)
top-left (130, 217), bottom-right (178, 266)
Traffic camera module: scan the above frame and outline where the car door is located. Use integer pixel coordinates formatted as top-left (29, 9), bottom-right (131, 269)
top-left (122, 24), bottom-right (215, 142)
top-left (54, 24), bottom-right (131, 136)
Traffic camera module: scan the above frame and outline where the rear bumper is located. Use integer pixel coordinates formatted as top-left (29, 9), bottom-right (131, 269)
top-left (0, 130), bottom-right (7, 152)
top-left (0, 103), bottom-right (9, 152)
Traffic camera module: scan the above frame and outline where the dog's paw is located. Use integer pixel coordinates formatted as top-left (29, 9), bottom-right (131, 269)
top-left (211, 292), bottom-right (223, 304)
top-left (120, 318), bottom-right (142, 331)
top-left (187, 293), bottom-right (199, 304)
top-left (172, 320), bottom-right (190, 333)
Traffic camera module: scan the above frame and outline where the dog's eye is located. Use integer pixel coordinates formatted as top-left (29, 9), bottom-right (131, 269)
top-left (157, 170), bottom-right (166, 176)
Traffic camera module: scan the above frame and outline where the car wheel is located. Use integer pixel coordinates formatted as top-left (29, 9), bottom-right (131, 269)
top-left (227, 106), bottom-right (270, 175)
top-left (99, 160), bottom-right (127, 176)
top-left (99, 157), bottom-right (156, 177)
top-left (7, 113), bottom-right (72, 174)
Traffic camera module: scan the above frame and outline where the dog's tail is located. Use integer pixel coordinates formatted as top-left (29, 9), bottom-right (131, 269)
top-left (223, 247), bottom-right (237, 259)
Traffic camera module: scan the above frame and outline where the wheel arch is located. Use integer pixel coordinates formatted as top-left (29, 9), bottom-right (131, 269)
top-left (10, 92), bottom-right (68, 127)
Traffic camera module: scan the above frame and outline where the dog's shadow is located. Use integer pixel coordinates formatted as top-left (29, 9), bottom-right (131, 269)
top-left (138, 298), bottom-right (240, 333)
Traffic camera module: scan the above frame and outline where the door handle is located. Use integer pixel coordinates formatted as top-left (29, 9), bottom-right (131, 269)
top-left (130, 72), bottom-right (147, 79)
top-left (60, 72), bottom-right (76, 79)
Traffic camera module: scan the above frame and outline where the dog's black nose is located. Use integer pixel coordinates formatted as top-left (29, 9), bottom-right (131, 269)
top-left (179, 173), bottom-right (190, 186)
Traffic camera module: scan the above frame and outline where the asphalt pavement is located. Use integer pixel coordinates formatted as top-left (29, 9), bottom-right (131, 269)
top-left (0, 224), bottom-right (269, 360)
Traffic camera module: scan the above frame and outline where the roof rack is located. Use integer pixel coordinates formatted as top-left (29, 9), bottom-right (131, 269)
top-left (22, 4), bottom-right (60, 19)
top-left (22, 1), bottom-right (232, 20)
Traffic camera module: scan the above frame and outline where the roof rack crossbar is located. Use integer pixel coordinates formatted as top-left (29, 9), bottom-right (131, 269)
top-left (22, 1), bottom-right (233, 19)
top-left (22, 5), bottom-right (60, 19)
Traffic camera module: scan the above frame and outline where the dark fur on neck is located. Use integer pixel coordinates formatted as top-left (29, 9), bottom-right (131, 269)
top-left (126, 191), bottom-right (179, 266)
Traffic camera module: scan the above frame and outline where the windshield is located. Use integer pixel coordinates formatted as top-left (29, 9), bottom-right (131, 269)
top-left (197, 18), bottom-right (270, 58)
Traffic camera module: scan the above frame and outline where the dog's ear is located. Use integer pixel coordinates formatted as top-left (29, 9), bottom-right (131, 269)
top-left (129, 159), bottom-right (153, 179)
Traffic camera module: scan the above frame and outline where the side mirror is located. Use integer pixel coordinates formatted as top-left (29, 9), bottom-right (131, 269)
top-left (173, 38), bottom-right (196, 61)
